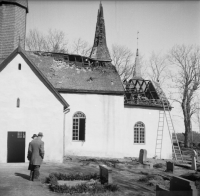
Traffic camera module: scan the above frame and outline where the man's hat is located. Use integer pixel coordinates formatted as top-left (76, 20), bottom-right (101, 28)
top-left (31, 134), bottom-right (37, 139)
top-left (38, 132), bottom-right (43, 137)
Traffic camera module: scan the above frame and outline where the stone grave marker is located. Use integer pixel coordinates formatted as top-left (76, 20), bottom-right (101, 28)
top-left (170, 176), bottom-right (198, 196)
top-left (191, 150), bottom-right (197, 171)
top-left (166, 161), bottom-right (174, 173)
top-left (156, 176), bottom-right (199, 196)
top-left (99, 164), bottom-right (113, 184)
top-left (139, 149), bottom-right (147, 164)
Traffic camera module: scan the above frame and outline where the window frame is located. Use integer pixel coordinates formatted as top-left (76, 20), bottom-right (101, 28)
top-left (72, 111), bottom-right (86, 141)
top-left (133, 121), bottom-right (145, 144)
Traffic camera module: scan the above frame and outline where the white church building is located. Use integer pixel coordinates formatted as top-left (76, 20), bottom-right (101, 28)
top-left (0, 0), bottom-right (172, 163)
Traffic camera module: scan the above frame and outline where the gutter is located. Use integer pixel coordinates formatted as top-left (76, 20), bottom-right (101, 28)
top-left (63, 107), bottom-right (70, 163)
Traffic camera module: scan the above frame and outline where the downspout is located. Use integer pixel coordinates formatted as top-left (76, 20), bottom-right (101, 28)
top-left (63, 107), bottom-right (70, 163)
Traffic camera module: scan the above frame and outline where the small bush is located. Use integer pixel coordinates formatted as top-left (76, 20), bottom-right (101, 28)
top-left (153, 163), bottom-right (164, 168)
top-left (104, 184), bottom-right (119, 192)
top-left (46, 172), bottom-right (100, 183)
top-left (47, 172), bottom-right (119, 194)
top-left (49, 173), bottom-right (58, 185)
top-left (138, 174), bottom-right (163, 183)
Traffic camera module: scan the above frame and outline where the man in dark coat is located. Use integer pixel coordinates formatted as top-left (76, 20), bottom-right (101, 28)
top-left (27, 132), bottom-right (44, 181)
top-left (27, 134), bottom-right (37, 180)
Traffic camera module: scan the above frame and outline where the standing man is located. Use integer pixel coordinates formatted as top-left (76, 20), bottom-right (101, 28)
top-left (27, 132), bottom-right (44, 181)
top-left (27, 134), bottom-right (38, 180)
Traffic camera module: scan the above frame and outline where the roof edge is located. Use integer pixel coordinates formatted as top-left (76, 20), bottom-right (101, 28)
top-left (0, 0), bottom-right (29, 13)
top-left (124, 103), bottom-right (172, 111)
top-left (57, 88), bottom-right (124, 95)
top-left (0, 46), bottom-right (69, 109)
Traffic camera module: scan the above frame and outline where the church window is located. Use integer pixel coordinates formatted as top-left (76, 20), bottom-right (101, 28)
top-left (72, 112), bottom-right (86, 141)
top-left (18, 63), bottom-right (21, 70)
top-left (134, 121), bottom-right (145, 144)
top-left (17, 98), bottom-right (20, 108)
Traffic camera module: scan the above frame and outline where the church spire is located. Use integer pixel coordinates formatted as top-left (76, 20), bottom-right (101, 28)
top-left (133, 32), bottom-right (143, 79)
top-left (89, 2), bottom-right (111, 62)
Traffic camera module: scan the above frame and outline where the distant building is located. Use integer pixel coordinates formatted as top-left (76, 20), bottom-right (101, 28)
top-left (0, 0), bottom-right (172, 163)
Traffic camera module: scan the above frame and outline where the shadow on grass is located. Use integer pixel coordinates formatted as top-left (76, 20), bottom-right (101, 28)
top-left (15, 172), bottom-right (30, 181)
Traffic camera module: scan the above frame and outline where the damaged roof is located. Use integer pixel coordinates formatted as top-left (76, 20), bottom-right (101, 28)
top-left (26, 51), bottom-right (124, 95)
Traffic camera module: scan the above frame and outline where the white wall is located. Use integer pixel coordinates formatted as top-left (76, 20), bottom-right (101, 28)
top-left (0, 54), bottom-right (64, 163)
top-left (62, 93), bottom-right (172, 159)
top-left (123, 106), bottom-right (172, 159)
top-left (62, 93), bottom-right (125, 158)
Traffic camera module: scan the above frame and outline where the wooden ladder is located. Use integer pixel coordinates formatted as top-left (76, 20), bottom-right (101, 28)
top-left (155, 110), bottom-right (164, 159)
top-left (153, 81), bottom-right (183, 162)
top-left (162, 100), bottom-right (183, 162)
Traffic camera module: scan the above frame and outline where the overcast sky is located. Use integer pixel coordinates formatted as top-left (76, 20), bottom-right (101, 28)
top-left (26, 0), bottom-right (200, 57)
top-left (26, 0), bottom-right (200, 133)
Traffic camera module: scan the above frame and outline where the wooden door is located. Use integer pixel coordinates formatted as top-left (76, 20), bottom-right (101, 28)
top-left (7, 132), bottom-right (26, 163)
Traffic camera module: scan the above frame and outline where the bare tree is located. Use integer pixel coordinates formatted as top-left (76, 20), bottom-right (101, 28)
top-left (26, 29), bottom-right (69, 53)
top-left (168, 45), bottom-right (200, 147)
top-left (26, 29), bottom-right (46, 51)
top-left (146, 52), bottom-right (168, 86)
top-left (44, 29), bottom-right (68, 53)
top-left (195, 107), bottom-right (200, 133)
top-left (111, 44), bottom-right (134, 81)
top-left (193, 94), bottom-right (200, 133)
top-left (71, 38), bottom-right (91, 57)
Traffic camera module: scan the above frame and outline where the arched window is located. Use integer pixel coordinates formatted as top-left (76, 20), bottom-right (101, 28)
top-left (72, 112), bottom-right (86, 141)
top-left (134, 121), bottom-right (145, 144)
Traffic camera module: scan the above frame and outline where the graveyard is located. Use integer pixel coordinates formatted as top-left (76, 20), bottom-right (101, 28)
top-left (1, 147), bottom-right (200, 196)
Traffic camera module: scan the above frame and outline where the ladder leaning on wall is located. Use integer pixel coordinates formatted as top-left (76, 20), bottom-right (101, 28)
top-left (155, 110), bottom-right (164, 159)
top-left (153, 82), bottom-right (183, 162)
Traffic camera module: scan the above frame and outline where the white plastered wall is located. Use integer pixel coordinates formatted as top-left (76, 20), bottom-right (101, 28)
top-left (62, 93), bottom-right (125, 158)
top-left (123, 106), bottom-right (172, 159)
top-left (62, 93), bottom-right (172, 159)
top-left (0, 54), bottom-right (64, 163)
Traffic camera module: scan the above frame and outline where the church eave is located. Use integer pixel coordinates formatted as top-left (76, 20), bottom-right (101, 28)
top-left (124, 103), bottom-right (172, 110)
top-left (0, 46), bottom-right (69, 109)
top-left (57, 88), bottom-right (124, 95)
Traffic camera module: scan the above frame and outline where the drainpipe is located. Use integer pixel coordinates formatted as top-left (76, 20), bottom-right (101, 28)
top-left (63, 107), bottom-right (70, 163)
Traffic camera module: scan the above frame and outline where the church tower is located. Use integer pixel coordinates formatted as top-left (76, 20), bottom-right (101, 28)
top-left (133, 32), bottom-right (143, 80)
top-left (0, 0), bottom-right (28, 61)
top-left (90, 2), bottom-right (111, 62)
top-left (133, 48), bottom-right (143, 80)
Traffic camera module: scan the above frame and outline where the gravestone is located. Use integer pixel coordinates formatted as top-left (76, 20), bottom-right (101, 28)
top-left (170, 176), bottom-right (198, 196)
top-left (139, 149), bottom-right (147, 164)
top-left (191, 150), bottom-right (197, 171)
top-left (156, 176), bottom-right (199, 196)
top-left (166, 161), bottom-right (174, 173)
top-left (99, 164), bottom-right (113, 184)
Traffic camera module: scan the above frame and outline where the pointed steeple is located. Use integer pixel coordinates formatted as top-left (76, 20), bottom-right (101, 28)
top-left (133, 32), bottom-right (143, 79)
top-left (89, 2), bottom-right (111, 62)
